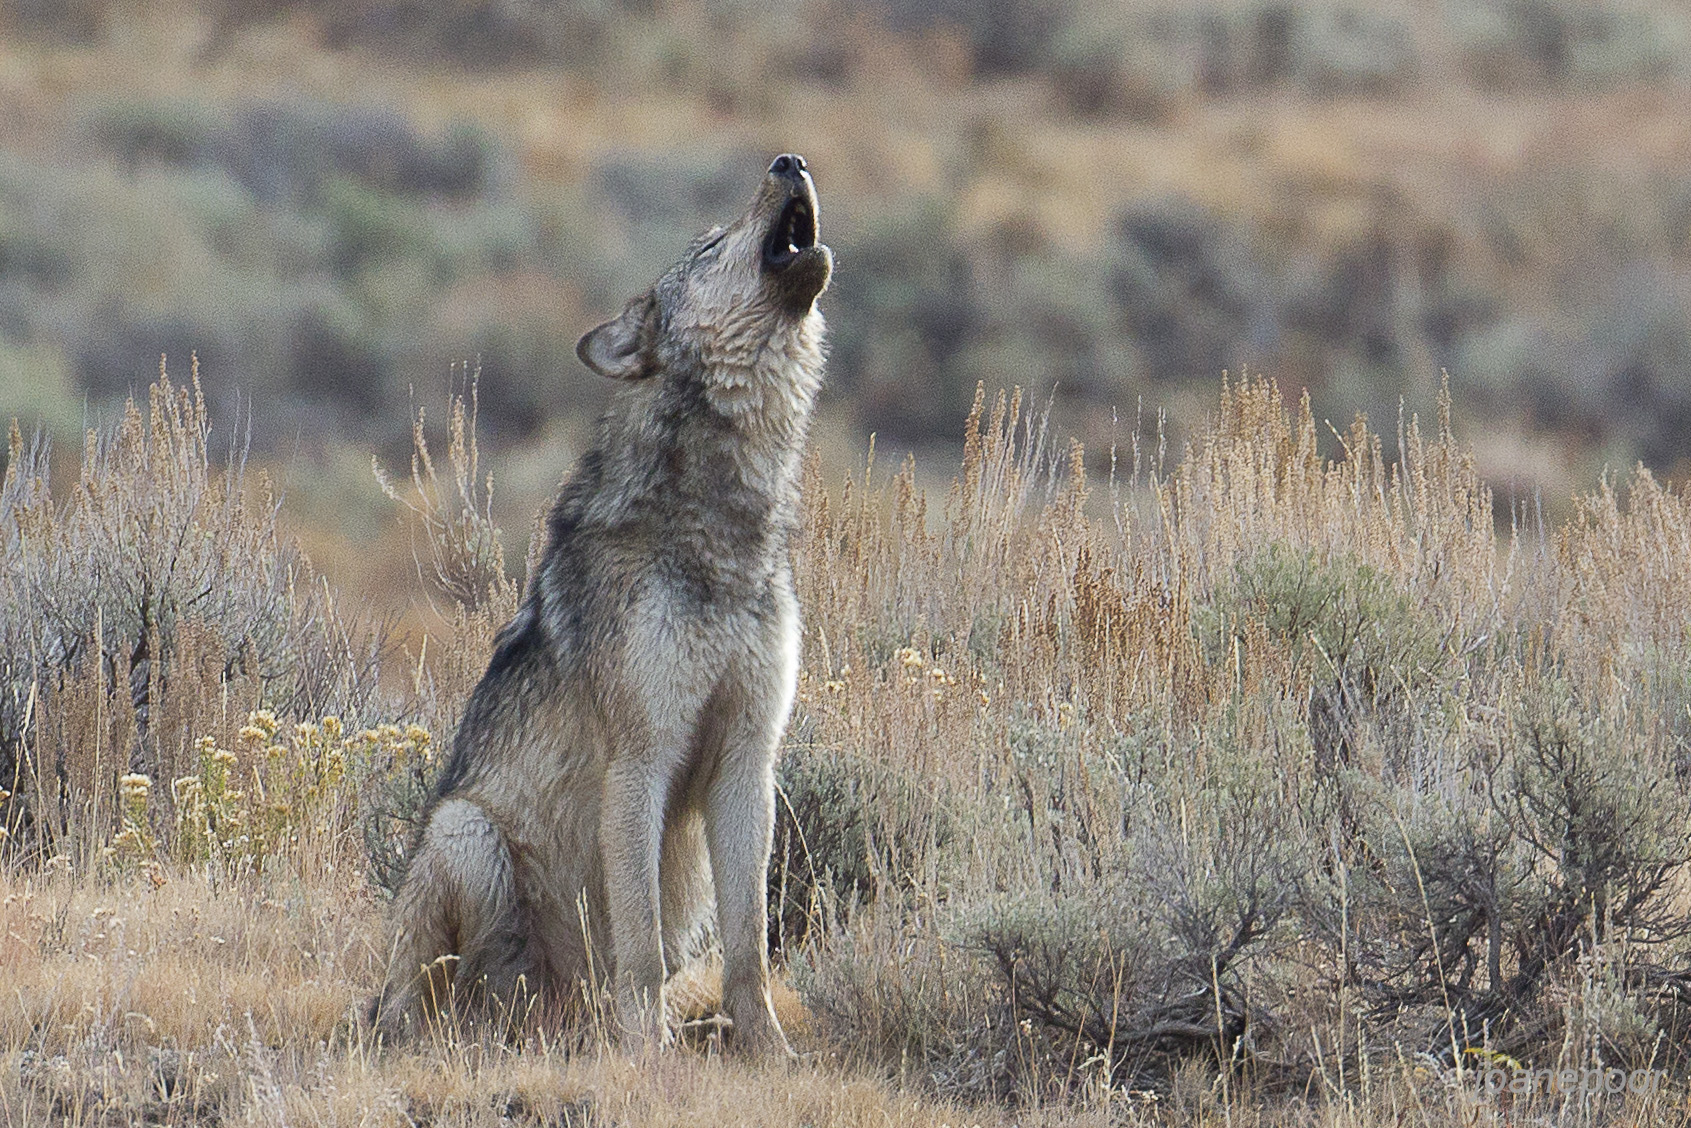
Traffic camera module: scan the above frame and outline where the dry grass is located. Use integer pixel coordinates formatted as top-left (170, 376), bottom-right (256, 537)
top-left (0, 864), bottom-right (1086, 1127)
top-left (3, 373), bottom-right (1690, 1124)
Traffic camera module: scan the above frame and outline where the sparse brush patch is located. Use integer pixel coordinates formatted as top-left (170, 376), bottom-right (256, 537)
top-left (770, 723), bottom-right (954, 958)
top-left (0, 362), bottom-right (386, 864)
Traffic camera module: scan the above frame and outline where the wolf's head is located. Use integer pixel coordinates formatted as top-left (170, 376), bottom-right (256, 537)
top-left (576, 154), bottom-right (832, 382)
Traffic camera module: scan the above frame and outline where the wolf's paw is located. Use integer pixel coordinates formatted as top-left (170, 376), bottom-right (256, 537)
top-left (365, 1004), bottom-right (416, 1050)
top-left (613, 993), bottom-right (675, 1059)
top-left (728, 1014), bottom-right (797, 1064)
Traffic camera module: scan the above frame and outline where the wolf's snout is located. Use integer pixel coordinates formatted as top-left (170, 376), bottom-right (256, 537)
top-left (749, 152), bottom-right (830, 309)
top-left (761, 153), bottom-right (824, 292)
top-left (764, 152), bottom-right (821, 275)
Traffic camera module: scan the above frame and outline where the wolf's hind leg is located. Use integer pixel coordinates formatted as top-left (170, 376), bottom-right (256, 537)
top-left (370, 799), bottom-right (534, 1038)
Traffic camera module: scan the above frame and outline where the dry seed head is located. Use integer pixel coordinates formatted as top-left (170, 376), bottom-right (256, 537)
top-left (897, 647), bottom-right (926, 669)
top-left (210, 747), bottom-right (238, 768)
top-left (118, 773), bottom-right (151, 802)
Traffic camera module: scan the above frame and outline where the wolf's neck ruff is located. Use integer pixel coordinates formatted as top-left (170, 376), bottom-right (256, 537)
top-left (697, 315), bottom-right (826, 419)
top-left (570, 324), bottom-right (819, 606)
top-left (698, 314), bottom-right (826, 491)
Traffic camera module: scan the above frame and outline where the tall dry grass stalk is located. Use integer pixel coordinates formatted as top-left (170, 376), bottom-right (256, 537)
top-left (2, 371), bottom-right (1687, 1125)
top-left (374, 369), bottom-right (525, 744)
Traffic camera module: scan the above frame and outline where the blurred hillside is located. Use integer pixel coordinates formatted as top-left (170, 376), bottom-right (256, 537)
top-left (2, 0), bottom-right (1690, 515)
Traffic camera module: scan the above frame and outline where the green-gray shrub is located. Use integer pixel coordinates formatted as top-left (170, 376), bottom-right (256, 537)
top-left (1319, 676), bottom-right (1691, 1063)
top-left (803, 707), bottom-right (1302, 1098)
top-left (1196, 544), bottom-right (1451, 771)
top-left (770, 725), bottom-right (951, 956)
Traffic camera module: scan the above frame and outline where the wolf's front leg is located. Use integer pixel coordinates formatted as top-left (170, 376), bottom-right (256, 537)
top-left (600, 756), bottom-right (669, 1053)
top-left (705, 668), bottom-right (797, 1061)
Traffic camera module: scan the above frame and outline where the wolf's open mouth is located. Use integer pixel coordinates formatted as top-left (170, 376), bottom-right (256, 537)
top-left (763, 194), bottom-right (817, 271)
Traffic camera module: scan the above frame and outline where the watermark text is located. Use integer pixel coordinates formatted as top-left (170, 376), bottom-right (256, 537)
top-left (1477, 1066), bottom-right (1663, 1097)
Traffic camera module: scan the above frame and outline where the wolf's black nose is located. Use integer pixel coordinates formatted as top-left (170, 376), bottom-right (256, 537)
top-left (770, 153), bottom-right (807, 179)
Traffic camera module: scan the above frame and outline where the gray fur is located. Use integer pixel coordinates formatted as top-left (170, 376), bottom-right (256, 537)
top-left (371, 155), bottom-right (830, 1060)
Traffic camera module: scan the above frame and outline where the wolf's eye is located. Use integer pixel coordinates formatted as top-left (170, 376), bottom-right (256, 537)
top-left (694, 228), bottom-right (727, 257)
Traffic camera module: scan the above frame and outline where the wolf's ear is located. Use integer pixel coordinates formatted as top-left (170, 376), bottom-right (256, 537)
top-left (576, 293), bottom-right (656, 380)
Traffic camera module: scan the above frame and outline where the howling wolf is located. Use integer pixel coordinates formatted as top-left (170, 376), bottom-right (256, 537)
top-left (371, 153), bottom-right (830, 1059)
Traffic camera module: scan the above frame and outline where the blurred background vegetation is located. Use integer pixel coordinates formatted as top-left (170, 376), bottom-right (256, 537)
top-left (2, 0), bottom-right (1690, 596)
